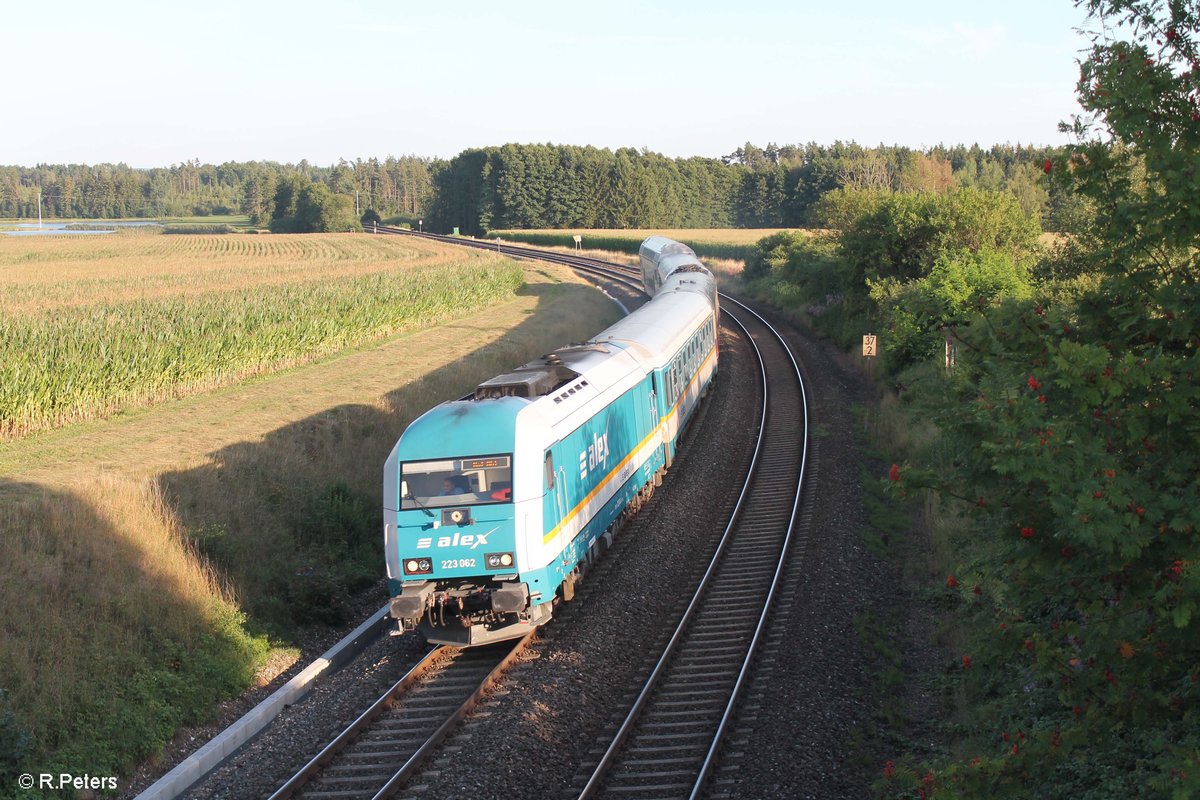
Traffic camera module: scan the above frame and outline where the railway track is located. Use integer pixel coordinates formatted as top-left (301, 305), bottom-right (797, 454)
top-left (371, 226), bottom-right (810, 799)
top-left (570, 298), bottom-right (807, 800)
top-left (268, 634), bottom-right (532, 800)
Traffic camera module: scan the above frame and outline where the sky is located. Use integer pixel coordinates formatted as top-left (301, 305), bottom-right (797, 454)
top-left (4, 0), bottom-right (1097, 167)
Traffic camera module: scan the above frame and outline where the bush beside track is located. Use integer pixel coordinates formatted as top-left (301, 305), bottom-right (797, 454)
top-left (729, 5), bottom-right (1200, 791)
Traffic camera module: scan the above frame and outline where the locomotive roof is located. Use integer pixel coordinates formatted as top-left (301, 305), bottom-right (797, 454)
top-left (394, 396), bottom-right (523, 460)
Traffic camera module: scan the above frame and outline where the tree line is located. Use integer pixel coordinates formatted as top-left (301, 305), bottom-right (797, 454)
top-left (3, 141), bottom-right (1084, 236)
top-left (425, 141), bottom-right (1084, 236)
top-left (0, 156), bottom-right (435, 222)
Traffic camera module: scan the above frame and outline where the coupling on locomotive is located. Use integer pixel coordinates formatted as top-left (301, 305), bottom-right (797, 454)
top-left (382, 237), bottom-right (719, 645)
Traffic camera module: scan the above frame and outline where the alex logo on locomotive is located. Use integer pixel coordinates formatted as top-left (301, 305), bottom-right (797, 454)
top-left (578, 429), bottom-right (611, 480)
top-left (415, 527), bottom-right (498, 551)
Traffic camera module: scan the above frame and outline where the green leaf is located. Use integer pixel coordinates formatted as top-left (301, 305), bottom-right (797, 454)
top-left (1172, 605), bottom-right (1192, 629)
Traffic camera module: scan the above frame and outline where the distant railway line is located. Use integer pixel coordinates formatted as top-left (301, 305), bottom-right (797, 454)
top-left (369, 224), bottom-right (650, 311)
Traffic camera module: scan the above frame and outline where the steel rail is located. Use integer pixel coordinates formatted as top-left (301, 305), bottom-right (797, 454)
top-left (577, 299), bottom-right (806, 799)
top-left (575, 302), bottom-right (772, 800)
top-left (687, 296), bottom-right (809, 799)
top-left (368, 630), bottom-right (534, 799)
top-left (270, 632), bottom-right (534, 800)
top-left (267, 645), bottom-right (444, 800)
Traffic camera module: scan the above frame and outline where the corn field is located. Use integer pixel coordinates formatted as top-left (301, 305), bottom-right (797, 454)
top-left (0, 234), bottom-right (523, 439)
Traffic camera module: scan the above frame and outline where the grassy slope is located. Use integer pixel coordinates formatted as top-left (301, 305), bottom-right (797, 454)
top-left (0, 259), bottom-right (621, 791)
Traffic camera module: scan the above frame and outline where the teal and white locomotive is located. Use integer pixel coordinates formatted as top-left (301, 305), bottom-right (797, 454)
top-left (383, 237), bottom-right (718, 645)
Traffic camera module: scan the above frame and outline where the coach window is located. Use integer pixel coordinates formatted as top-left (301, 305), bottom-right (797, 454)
top-left (544, 452), bottom-right (555, 490)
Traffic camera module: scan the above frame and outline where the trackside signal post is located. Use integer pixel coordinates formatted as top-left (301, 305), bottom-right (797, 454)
top-left (863, 333), bottom-right (877, 376)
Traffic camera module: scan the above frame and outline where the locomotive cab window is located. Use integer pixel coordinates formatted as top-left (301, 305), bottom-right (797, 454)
top-left (401, 454), bottom-right (513, 509)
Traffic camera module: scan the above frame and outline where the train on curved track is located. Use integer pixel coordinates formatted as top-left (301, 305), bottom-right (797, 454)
top-left (383, 236), bottom-right (719, 645)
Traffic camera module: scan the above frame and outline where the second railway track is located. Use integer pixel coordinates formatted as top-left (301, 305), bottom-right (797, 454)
top-left (571, 297), bottom-right (808, 800)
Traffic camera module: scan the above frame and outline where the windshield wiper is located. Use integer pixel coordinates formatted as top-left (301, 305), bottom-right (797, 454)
top-left (403, 490), bottom-right (435, 518)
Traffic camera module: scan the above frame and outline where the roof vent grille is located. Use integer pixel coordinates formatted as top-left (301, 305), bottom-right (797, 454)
top-left (475, 363), bottom-right (579, 400)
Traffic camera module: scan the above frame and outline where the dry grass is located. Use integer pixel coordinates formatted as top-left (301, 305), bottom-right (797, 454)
top-left (0, 266), bottom-right (618, 489)
top-left (152, 264), bottom-right (624, 625)
top-left (0, 473), bottom-right (263, 770)
top-left (860, 391), bottom-right (964, 596)
top-left (0, 234), bottom-right (460, 312)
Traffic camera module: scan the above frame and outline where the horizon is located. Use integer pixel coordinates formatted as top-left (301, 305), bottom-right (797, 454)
top-left (3, 138), bottom-right (1068, 172)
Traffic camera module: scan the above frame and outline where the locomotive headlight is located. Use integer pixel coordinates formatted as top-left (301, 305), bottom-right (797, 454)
top-left (404, 558), bottom-right (433, 575)
top-left (485, 552), bottom-right (515, 569)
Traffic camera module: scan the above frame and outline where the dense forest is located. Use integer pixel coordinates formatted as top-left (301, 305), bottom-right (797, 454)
top-left (426, 141), bottom-right (1080, 235)
top-left (2, 141), bottom-right (1080, 235)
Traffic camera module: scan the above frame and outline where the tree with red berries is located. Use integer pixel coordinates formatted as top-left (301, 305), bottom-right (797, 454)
top-left (900, 1), bottom-right (1200, 796)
